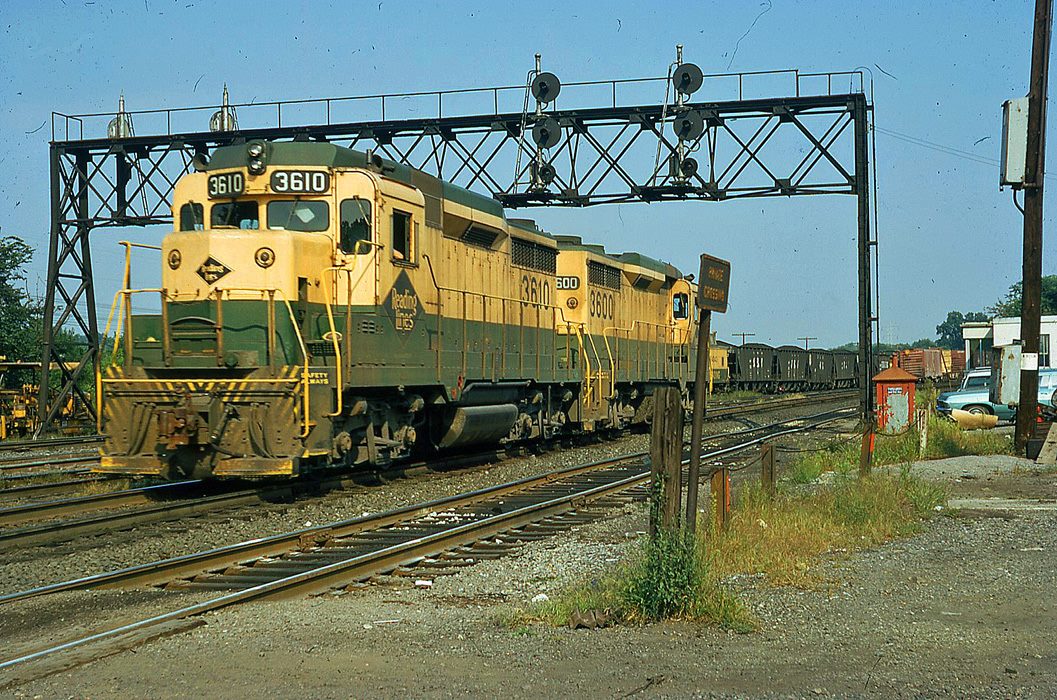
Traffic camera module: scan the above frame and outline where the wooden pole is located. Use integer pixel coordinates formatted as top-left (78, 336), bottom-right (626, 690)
top-left (649, 385), bottom-right (683, 535)
top-left (711, 467), bottom-right (730, 530)
top-left (1015, 0), bottom-right (1053, 452)
top-left (685, 310), bottom-right (712, 534)
top-left (859, 420), bottom-right (874, 476)
top-left (761, 442), bottom-right (776, 498)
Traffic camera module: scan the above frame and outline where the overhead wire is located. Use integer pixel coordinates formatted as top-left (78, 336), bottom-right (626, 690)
top-left (873, 123), bottom-right (1057, 182)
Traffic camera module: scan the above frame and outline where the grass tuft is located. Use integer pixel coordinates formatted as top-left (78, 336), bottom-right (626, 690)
top-left (512, 529), bottom-right (755, 632)
top-left (705, 471), bottom-right (946, 587)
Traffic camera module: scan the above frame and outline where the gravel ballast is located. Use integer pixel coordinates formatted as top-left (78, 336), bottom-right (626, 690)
top-left (6, 450), bottom-right (1056, 697)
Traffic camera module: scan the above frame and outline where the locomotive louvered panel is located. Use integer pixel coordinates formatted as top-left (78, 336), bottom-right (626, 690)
top-left (307, 341), bottom-right (337, 357)
top-left (511, 238), bottom-right (557, 273)
top-left (358, 319), bottom-right (381, 334)
top-left (462, 225), bottom-right (499, 249)
top-left (588, 261), bottom-right (621, 290)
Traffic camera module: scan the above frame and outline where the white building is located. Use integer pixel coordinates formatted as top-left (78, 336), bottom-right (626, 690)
top-left (962, 316), bottom-right (1057, 369)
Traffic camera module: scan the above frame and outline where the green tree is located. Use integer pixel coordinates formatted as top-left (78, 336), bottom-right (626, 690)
top-left (989, 275), bottom-right (1057, 317)
top-left (935, 310), bottom-right (989, 350)
top-left (0, 236), bottom-right (40, 363)
top-left (0, 235), bottom-right (87, 391)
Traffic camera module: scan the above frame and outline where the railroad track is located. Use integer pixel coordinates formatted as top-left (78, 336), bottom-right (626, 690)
top-left (0, 435), bottom-right (102, 453)
top-left (0, 389), bottom-right (857, 550)
top-left (0, 406), bottom-right (855, 680)
top-left (0, 453), bottom-right (99, 473)
top-left (707, 389), bottom-right (858, 420)
top-left (0, 450), bottom-right (511, 551)
top-left (0, 475), bottom-right (118, 503)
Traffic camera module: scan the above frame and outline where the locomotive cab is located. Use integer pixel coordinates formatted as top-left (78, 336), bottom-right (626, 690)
top-left (99, 141), bottom-right (396, 479)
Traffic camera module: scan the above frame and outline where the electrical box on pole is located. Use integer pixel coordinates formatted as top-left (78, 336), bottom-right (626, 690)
top-left (1001, 96), bottom-right (1030, 188)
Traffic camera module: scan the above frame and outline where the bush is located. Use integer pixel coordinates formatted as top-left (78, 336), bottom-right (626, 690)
top-left (512, 528), bottom-right (754, 631)
top-left (621, 529), bottom-right (702, 621)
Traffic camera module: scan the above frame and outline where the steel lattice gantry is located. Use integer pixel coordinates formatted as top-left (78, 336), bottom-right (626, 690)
top-left (37, 89), bottom-right (875, 433)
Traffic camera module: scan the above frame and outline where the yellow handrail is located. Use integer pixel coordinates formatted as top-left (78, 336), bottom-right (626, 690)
top-left (99, 285), bottom-right (314, 439)
top-left (321, 267), bottom-right (347, 418)
top-left (421, 254), bottom-right (575, 326)
top-left (583, 331), bottom-right (608, 401)
top-left (573, 325), bottom-right (592, 406)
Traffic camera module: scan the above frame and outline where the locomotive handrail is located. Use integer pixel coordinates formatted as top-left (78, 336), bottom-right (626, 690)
top-left (96, 286), bottom-right (170, 432)
top-left (573, 327), bottom-right (593, 407)
top-left (320, 267), bottom-right (347, 418)
top-left (581, 331), bottom-right (610, 404)
top-left (422, 252), bottom-right (574, 384)
top-left (98, 285), bottom-right (314, 439)
top-left (601, 319), bottom-right (687, 384)
top-left (213, 287), bottom-right (312, 439)
top-left (421, 254), bottom-right (575, 325)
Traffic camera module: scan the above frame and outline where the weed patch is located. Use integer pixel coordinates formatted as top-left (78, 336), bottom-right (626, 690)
top-left (512, 529), bottom-right (754, 632)
top-left (705, 471), bottom-right (946, 587)
top-left (785, 414), bottom-right (1013, 484)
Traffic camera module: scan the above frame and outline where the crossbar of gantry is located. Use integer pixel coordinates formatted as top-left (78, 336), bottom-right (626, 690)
top-left (37, 90), bottom-right (875, 434)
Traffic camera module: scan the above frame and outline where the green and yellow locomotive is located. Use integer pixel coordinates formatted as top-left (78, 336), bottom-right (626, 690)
top-left (98, 140), bottom-right (700, 479)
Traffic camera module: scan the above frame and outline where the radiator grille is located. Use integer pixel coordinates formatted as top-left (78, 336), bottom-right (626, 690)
top-left (588, 261), bottom-right (621, 290)
top-left (462, 225), bottom-right (499, 249)
top-left (511, 237), bottom-right (557, 273)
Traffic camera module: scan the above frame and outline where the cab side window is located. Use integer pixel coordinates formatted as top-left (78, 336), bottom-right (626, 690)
top-left (392, 210), bottom-right (412, 262)
top-left (672, 293), bottom-right (689, 320)
top-left (339, 198), bottom-right (372, 254)
top-left (179, 203), bottom-right (204, 231)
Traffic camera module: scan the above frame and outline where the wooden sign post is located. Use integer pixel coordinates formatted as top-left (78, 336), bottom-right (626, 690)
top-left (685, 253), bottom-right (731, 535)
top-left (649, 385), bottom-right (684, 535)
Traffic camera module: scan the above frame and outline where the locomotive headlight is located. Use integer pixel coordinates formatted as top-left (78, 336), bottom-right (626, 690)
top-left (248, 158), bottom-right (266, 175)
top-left (246, 142), bottom-right (264, 158)
top-left (254, 247), bottom-right (275, 268)
top-left (168, 249), bottom-right (182, 270)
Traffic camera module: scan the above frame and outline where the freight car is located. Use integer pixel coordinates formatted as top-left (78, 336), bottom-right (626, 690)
top-left (891, 348), bottom-right (965, 381)
top-left (724, 344), bottom-right (860, 393)
top-left (96, 140), bottom-right (703, 480)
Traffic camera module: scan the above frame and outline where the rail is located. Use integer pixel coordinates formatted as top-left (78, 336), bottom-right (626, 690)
top-left (0, 405), bottom-right (855, 676)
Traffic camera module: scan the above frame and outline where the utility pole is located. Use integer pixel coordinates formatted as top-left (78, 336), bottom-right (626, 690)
top-left (1015, 0), bottom-right (1053, 452)
top-left (797, 336), bottom-right (818, 350)
top-left (732, 332), bottom-right (755, 346)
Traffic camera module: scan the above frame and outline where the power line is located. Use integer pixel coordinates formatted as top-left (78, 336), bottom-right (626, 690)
top-left (872, 125), bottom-right (1000, 166)
top-left (872, 124), bottom-right (1057, 180)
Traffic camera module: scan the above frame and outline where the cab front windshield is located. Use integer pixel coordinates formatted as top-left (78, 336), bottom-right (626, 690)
top-left (211, 201), bottom-right (259, 229)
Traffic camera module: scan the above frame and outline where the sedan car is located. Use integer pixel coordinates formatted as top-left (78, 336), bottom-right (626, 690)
top-left (937, 368), bottom-right (1057, 419)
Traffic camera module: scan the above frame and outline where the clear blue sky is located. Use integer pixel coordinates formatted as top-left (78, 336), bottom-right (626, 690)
top-left (0, 0), bottom-right (1051, 347)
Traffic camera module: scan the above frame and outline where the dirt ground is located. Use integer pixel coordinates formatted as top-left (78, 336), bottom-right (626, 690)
top-left (9, 453), bottom-right (1057, 699)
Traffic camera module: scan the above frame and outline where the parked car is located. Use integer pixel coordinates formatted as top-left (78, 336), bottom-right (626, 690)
top-left (937, 368), bottom-right (1057, 419)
